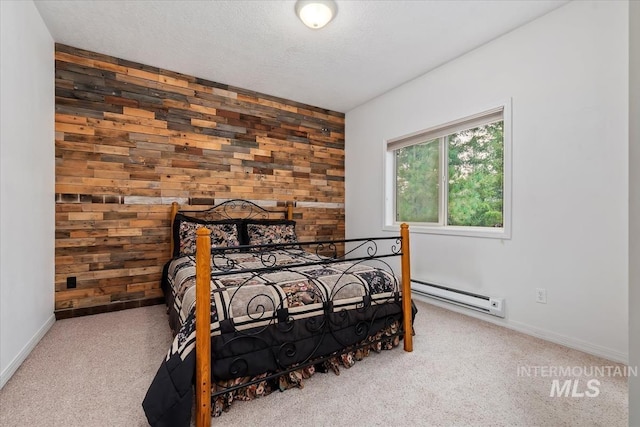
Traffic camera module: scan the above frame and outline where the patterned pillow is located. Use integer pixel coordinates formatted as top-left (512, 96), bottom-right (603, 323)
top-left (173, 214), bottom-right (241, 257)
top-left (245, 220), bottom-right (298, 246)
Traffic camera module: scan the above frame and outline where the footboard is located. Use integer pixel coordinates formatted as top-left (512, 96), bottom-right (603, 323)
top-left (193, 227), bottom-right (412, 427)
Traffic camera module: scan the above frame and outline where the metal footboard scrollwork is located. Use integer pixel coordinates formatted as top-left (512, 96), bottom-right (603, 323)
top-left (182, 200), bottom-right (412, 427)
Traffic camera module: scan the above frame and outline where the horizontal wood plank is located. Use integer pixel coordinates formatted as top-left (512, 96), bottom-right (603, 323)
top-left (55, 44), bottom-right (345, 314)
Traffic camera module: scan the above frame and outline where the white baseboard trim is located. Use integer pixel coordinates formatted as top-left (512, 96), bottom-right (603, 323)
top-left (0, 314), bottom-right (55, 389)
top-left (413, 293), bottom-right (628, 364)
top-left (505, 319), bottom-right (628, 364)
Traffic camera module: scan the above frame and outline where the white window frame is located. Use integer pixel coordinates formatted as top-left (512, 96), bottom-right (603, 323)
top-left (383, 99), bottom-right (512, 239)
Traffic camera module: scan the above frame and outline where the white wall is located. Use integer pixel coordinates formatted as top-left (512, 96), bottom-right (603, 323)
top-left (346, 1), bottom-right (629, 362)
top-left (629, 0), bottom-right (640, 423)
top-left (0, 0), bottom-right (55, 388)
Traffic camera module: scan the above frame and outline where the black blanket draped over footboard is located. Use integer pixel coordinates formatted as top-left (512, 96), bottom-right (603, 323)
top-left (143, 239), bottom-right (413, 427)
top-left (143, 305), bottom-right (406, 427)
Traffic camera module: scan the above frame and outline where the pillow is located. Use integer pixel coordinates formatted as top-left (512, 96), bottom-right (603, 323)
top-left (173, 213), bottom-right (241, 257)
top-left (244, 219), bottom-right (298, 246)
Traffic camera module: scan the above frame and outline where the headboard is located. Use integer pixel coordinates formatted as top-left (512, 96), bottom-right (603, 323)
top-left (169, 199), bottom-right (294, 256)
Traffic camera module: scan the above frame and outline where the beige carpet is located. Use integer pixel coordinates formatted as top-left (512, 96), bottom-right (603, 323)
top-left (0, 299), bottom-right (628, 426)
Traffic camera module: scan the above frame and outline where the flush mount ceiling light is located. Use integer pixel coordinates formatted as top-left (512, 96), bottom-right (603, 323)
top-left (295, 0), bottom-right (337, 29)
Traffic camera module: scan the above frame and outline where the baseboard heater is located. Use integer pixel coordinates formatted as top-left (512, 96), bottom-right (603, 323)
top-left (411, 279), bottom-right (505, 318)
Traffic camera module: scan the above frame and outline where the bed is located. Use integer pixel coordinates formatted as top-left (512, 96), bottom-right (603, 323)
top-left (142, 199), bottom-right (415, 427)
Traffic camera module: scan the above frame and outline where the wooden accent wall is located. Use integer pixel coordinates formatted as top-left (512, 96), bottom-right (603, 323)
top-left (54, 44), bottom-right (345, 316)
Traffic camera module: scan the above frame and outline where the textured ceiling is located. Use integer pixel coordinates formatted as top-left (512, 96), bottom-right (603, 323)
top-left (35, 0), bottom-right (569, 112)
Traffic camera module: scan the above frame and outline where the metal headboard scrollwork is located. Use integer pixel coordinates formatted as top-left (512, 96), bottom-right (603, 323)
top-left (169, 199), bottom-right (294, 256)
top-left (177, 198), bottom-right (293, 221)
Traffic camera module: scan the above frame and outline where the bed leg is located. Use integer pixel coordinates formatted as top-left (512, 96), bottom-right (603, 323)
top-left (195, 228), bottom-right (212, 427)
top-left (400, 223), bottom-right (413, 352)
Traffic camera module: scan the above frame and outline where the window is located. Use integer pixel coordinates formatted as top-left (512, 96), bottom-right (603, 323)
top-left (385, 102), bottom-right (511, 239)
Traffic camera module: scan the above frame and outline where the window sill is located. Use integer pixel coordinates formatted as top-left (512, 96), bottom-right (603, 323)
top-left (383, 223), bottom-right (511, 240)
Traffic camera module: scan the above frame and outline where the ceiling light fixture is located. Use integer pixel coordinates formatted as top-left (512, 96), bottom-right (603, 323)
top-left (295, 0), bottom-right (337, 29)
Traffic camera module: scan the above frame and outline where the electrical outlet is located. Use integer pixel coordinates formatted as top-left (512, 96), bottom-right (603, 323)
top-left (67, 276), bottom-right (77, 289)
top-left (536, 288), bottom-right (547, 304)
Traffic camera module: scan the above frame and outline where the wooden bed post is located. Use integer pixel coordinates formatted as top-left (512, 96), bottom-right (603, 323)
top-left (195, 228), bottom-right (212, 427)
top-left (400, 223), bottom-right (413, 352)
top-left (169, 202), bottom-right (179, 257)
top-left (286, 202), bottom-right (293, 221)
